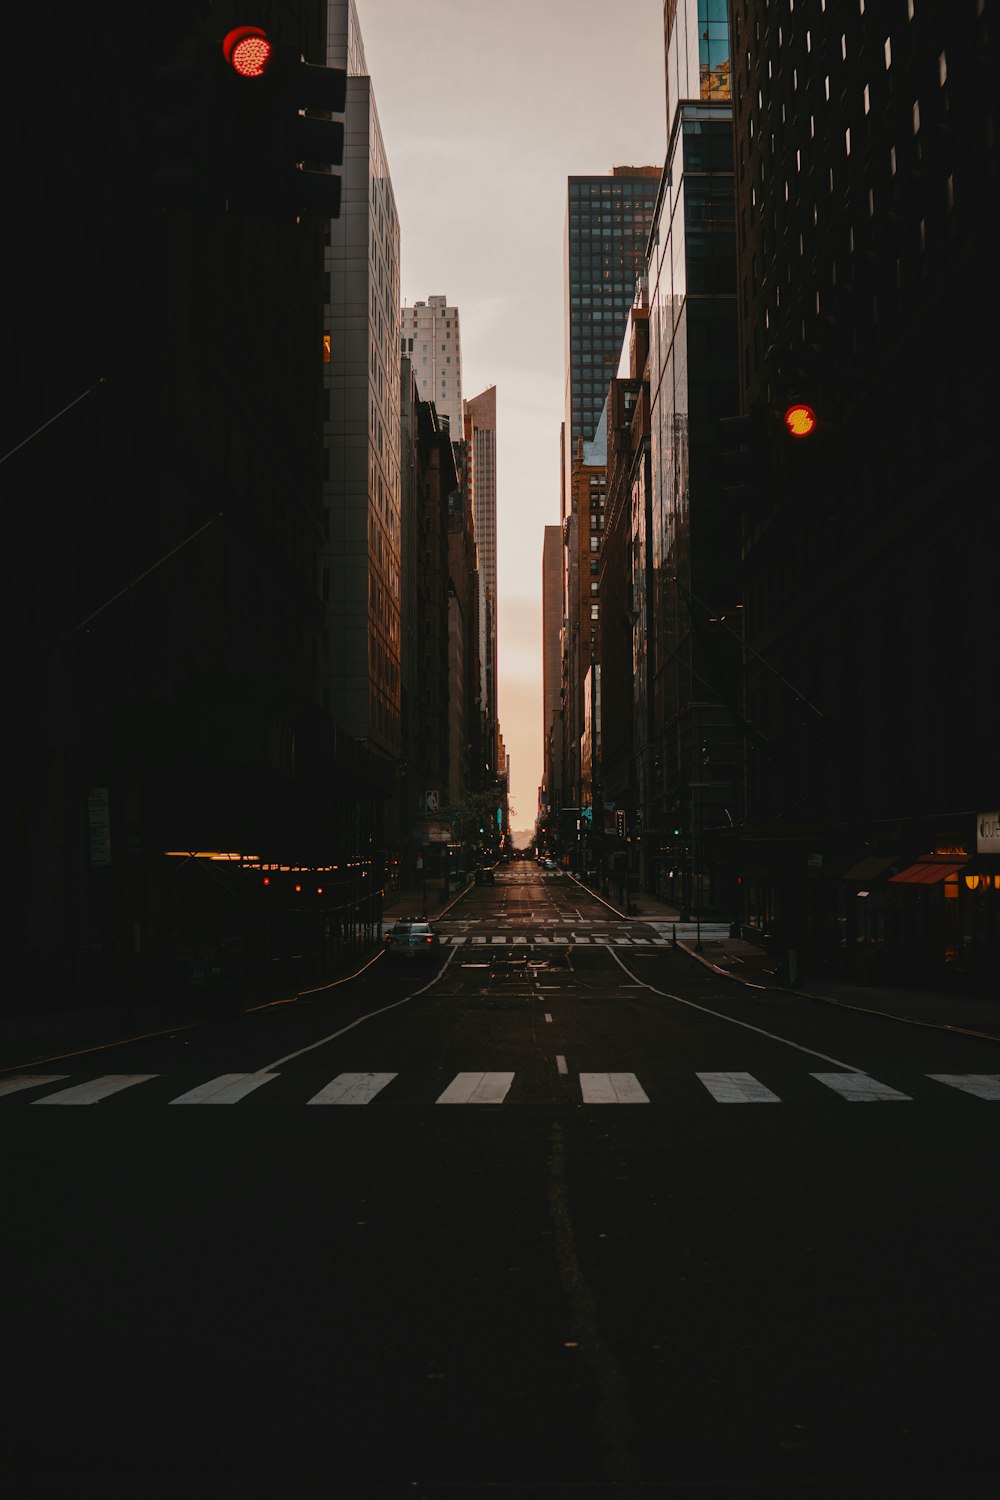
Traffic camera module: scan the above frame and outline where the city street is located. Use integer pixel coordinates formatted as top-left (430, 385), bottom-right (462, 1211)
top-left (4, 862), bottom-right (999, 1498)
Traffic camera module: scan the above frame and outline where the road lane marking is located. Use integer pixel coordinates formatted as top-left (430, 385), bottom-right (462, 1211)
top-left (0, 1075), bottom-right (70, 1099)
top-left (544, 1014), bottom-right (554, 1023)
top-left (436, 1071), bottom-right (515, 1104)
top-left (579, 1072), bottom-right (650, 1104)
top-left (32, 1074), bottom-right (158, 1105)
top-left (308, 1072), bottom-right (398, 1105)
top-left (603, 947), bottom-right (866, 1073)
top-left (697, 1071), bottom-right (781, 1104)
top-left (556, 1055), bottom-right (568, 1075)
top-left (260, 946), bottom-right (459, 1071)
top-left (169, 1073), bottom-right (279, 1105)
top-left (927, 1074), bottom-right (1000, 1100)
top-left (811, 1072), bottom-right (911, 1101)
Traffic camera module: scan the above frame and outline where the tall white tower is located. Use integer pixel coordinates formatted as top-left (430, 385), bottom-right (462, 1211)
top-left (400, 296), bottom-right (464, 440)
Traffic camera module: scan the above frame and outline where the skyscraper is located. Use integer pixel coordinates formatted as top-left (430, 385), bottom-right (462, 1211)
top-left (728, 0), bottom-right (1000, 978)
top-left (645, 0), bottom-right (740, 913)
top-left (563, 165), bottom-right (661, 507)
top-left (464, 386), bottom-right (499, 773)
top-left (400, 296), bottom-right (464, 440)
top-left (323, 0), bottom-right (402, 762)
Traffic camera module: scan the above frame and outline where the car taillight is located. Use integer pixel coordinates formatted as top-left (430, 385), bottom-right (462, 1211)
top-left (425, 936), bottom-right (433, 943)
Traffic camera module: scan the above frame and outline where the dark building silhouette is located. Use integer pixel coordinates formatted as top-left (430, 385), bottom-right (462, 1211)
top-left (4, 5), bottom-right (389, 1011)
top-left (398, 365), bottom-right (455, 890)
top-left (730, 0), bottom-right (1000, 981)
top-left (643, 2), bottom-right (742, 915)
top-left (599, 297), bottom-right (653, 906)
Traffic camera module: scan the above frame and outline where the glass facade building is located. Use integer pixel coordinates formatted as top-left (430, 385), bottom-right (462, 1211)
top-left (323, 0), bottom-right (402, 760)
top-left (645, 2), bottom-right (739, 912)
top-left (563, 167), bottom-right (661, 505)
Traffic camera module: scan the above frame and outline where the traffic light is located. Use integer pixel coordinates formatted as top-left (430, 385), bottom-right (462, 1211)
top-left (775, 391), bottom-right (835, 471)
top-left (782, 401), bottom-right (818, 440)
top-left (152, 29), bottom-right (346, 218)
top-left (218, 27), bottom-right (346, 218)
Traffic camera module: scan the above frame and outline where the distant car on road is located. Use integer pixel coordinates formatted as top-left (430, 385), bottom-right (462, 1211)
top-left (383, 919), bottom-right (441, 961)
top-left (543, 858), bottom-right (557, 870)
top-left (474, 866), bottom-right (495, 885)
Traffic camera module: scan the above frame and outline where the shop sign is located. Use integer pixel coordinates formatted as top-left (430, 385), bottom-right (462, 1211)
top-left (977, 812), bottom-right (1000, 854)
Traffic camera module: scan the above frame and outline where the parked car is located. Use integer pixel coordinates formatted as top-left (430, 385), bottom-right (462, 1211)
top-left (383, 919), bottom-right (441, 961)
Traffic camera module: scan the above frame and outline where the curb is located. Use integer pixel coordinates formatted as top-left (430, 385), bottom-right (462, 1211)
top-left (679, 940), bottom-right (1000, 1046)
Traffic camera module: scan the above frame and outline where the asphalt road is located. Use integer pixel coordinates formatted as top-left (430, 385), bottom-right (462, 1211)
top-left (3, 860), bottom-right (999, 1497)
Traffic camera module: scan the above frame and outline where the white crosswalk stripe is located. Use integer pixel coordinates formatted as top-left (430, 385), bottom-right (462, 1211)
top-left (32, 1074), bottom-right (158, 1105)
top-left (927, 1074), bottom-right (1000, 1100)
top-left (308, 1072), bottom-right (398, 1105)
top-left (436, 1071), bottom-right (515, 1104)
top-left (579, 1072), bottom-right (650, 1104)
top-left (697, 1071), bottom-right (781, 1104)
top-left (170, 1073), bottom-right (278, 1105)
top-left (0, 1074), bottom-right (70, 1099)
top-left (811, 1072), bottom-right (911, 1102)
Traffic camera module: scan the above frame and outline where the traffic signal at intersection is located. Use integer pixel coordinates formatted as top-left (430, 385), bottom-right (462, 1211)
top-left (719, 390), bottom-right (831, 512)
top-left (152, 27), bottom-right (346, 218)
top-left (782, 401), bottom-right (818, 440)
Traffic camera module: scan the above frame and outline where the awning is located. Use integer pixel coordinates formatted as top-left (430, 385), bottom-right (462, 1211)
top-left (840, 856), bottom-right (898, 882)
top-left (889, 860), bottom-right (968, 886)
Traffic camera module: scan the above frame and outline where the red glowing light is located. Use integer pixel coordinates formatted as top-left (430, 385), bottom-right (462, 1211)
top-left (223, 26), bottom-right (273, 78)
top-left (783, 402), bottom-right (818, 438)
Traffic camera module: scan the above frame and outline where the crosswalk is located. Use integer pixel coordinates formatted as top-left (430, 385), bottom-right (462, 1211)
top-left (3, 1068), bottom-right (1000, 1108)
top-left (437, 933), bottom-right (675, 946)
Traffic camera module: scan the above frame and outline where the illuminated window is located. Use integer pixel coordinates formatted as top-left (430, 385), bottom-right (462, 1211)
top-left (323, 334), bottom-right (331, 363)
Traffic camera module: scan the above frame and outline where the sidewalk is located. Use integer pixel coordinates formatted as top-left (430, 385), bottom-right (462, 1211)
top-left (606, 881), bottom-right (1000, 1043)
top-left (382, 873), bottom-right (471, 921)
top-left (1, 882), bottom-right (468, 1069)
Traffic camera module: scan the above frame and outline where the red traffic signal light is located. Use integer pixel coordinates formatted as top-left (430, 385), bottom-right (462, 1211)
top-left (222, 26), bottom-right (273, 79)
top-left (783, 402), bottom-right (818, 439)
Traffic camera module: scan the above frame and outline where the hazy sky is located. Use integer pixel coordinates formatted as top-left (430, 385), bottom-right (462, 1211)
top-left (358, 0), bottom-right (667, 831)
